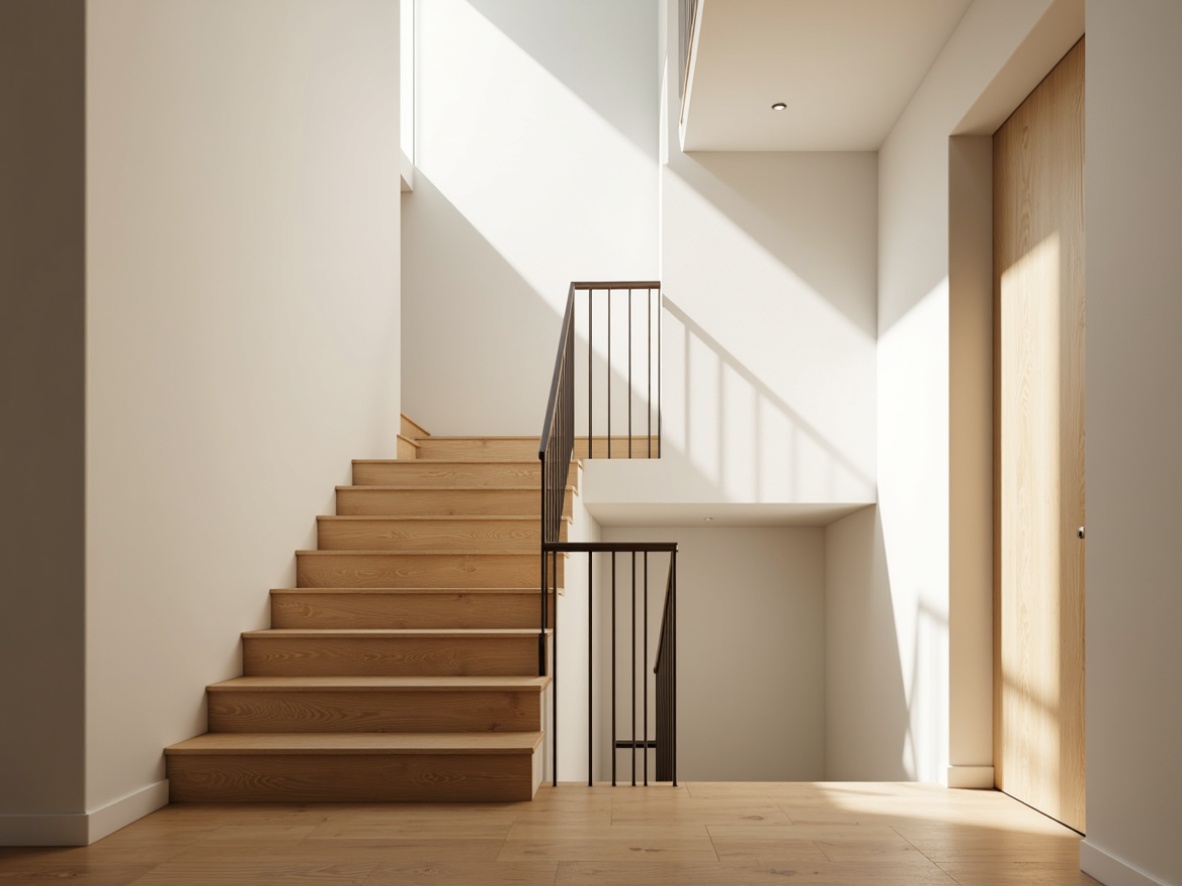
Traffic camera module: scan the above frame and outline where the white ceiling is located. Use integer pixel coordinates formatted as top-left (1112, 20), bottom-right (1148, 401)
top-left (681, 0), bottom-right (974, 152)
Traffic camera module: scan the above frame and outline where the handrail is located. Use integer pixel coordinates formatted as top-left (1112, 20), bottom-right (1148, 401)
top-left (536, 281), bottom-right (677, 787)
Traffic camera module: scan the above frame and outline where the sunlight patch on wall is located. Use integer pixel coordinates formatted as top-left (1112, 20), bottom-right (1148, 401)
top-left (416, 0), bottom-right (656, 305)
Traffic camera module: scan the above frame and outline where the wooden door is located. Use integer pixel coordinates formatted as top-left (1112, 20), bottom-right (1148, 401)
top-left (993, 38), bottom-right (1086, 833)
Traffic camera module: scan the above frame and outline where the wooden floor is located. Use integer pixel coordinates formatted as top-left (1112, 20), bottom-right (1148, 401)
top-left (0, 783), bottom-right (1099, 885)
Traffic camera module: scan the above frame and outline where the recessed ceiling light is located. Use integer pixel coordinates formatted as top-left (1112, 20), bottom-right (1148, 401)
top-left (771, 102), bottom-right (787, 111)
top-left (704, 516), bottom-right (714, 522)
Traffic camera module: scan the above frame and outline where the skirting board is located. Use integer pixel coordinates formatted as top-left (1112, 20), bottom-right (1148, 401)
top-left (0, 780), bottom-right (168, 847)
top-left (946, 764), bottom-right (995, 789)
top-left (1080, 840), bottom-right (1170, 886)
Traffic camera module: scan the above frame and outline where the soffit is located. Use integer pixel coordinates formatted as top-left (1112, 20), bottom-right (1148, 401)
top-left (681, 0), bottom-right (973, 151)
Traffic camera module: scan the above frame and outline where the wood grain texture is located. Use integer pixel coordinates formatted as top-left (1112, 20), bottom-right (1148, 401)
top-left (400, 414), bottom-right (430, 440)
top-left (5, 783), bottom-right (1096, 884)
top-left (334, 486), bottom-right (573, 518)
top-left (166, 731), bottom-right (543, 754)
top-left (206, 678), bottom-right (546, 734)
top-left (994, 38), bottom-right (1086, 833)
top-left (396, 435), bottom-right (420, 460)
top-left (241, 629), bottom-right (544, 677)
top-left (269, 588), bottom-right (555, 630)
top-left (317, 515), bottom-right (553, 552)
top-left (295, 551), bottom-right (563, 589)
top-left (167, 752), bottom-right (540, 803)
top-left (351, 460), bottom-right (545, 487)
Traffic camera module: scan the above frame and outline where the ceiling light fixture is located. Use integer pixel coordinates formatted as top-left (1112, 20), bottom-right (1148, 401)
top-left (771, 102), bottom-right (787, 111)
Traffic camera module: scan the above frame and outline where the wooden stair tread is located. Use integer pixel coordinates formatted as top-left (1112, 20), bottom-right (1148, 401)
top-left (243, 628), bottom-right (548, 639)
top-left (295, 549), bottom-right (560, 557)
top-left (166, 732), bottom-right (542, 755)
top-left (334, 484), bottom-right (576, 492)
top-left (353, 459), bottom-right (545, 467)
top-left (208, 675), bottom-right (550, 692)
top-left (319, 515), bottom-right (544, 522)
top-left (271, 587), bottom-right (551, 594)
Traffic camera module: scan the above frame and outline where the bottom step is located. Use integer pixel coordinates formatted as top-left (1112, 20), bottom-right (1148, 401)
top-left (165, 732), bottom-right (543, 802)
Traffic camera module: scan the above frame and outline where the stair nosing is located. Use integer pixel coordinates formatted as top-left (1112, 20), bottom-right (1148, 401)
top-left (207, 675), bottom-right (551, 692)
top-left (334, 485), bottom-right (575, 492)
top-left (165, 732), bottom-right (542, 756)
top-left (295, 549), bottom-right (558, 556)
top-left (351, 459), bottom-right (546, 466)
top-left (316, 514), bottom-right (569, 523)
top-left (243, 628), bottom-right (548, 639)
top-left (269, 587), bottom-right (555, 594)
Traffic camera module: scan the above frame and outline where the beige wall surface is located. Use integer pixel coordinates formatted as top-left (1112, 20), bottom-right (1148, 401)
top-left (0, 0), bottom-right (87, 834)
top-left (85, 0), bottom-right (401, 828)
top-left (1083, 2), bottom-right (1182, 883)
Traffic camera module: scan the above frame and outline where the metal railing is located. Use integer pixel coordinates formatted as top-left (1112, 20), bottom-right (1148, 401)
top-left (537, 281), bottom-right (677, 786)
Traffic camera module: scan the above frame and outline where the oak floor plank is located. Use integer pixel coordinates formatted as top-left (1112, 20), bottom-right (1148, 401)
top-left (0, 783), bottom-right (1097, 884)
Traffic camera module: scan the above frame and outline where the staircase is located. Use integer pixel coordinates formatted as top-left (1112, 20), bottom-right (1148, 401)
top-left (164, 415), bottom-right (572, 803)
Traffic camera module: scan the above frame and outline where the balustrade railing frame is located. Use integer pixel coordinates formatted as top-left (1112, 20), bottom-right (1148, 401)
top-left (537, 281), bottom-right (677, 787)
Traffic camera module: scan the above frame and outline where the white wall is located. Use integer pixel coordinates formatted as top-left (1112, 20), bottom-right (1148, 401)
top-left (0, 0), bottom-right (87, 845)
top-left (648, 4), bottom-right (878, 510)
top-left (401, 0), bottom-right (658, 436)
top-left (1082, 3), bottom-right (1182, 884)
top-left (83, 0), bottom-right (401, 841)
top-left (601, 526), bottom-right (826, 782)
top-left (870, 0), bottom-right (1081, 784)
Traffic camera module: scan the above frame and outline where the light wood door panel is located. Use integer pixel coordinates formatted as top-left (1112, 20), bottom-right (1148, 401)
top-left (994, 38), bottom-right (1086, 833)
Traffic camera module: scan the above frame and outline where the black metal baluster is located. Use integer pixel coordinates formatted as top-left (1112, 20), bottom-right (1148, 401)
top-left (671, 550), bottom-right (677, 787)
top-left (607, 290), bottom-right (611, 459)
top-left (552, 549), bottom-right (558, 787)
top-left (587, 551), bottom-right (593, 787)
top-left (631, 551), bottom-right (636, 787)
top-left (611, 551), bottom-right (617, 787)
top-left (643, 551), bottom-right (649, 786)
top-left (647, 288), bottom-right (652, 458)
top-left (628, 288), bottom-right (633, 458)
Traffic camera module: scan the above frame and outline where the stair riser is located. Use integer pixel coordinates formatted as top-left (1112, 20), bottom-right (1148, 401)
top-left (416, 439), bottom-right (541, 461)
top-left (317, 518), bottom-right (551, 552)
top-left (243, 636), bottom-right (542, 677)
top-left (167, 752), bottom-right (540, 803)
top-left (352, 462), bottom-right (542, 487)
top-left (208, 690), bottom-right (543, 733)
top-left (296, 553), bottom-right (562, 589)
top-left (335, 487), bottom-right (572, 517)
top-left (270, 591), bottom-right (554, 630)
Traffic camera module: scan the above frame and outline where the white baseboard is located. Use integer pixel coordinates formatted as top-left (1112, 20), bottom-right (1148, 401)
top-left (0, 780), bottom-right (169, 847)
top-left (88, 780), bottom-right (170, 843)
top-left (946, 764), bottom-right (995, 789)
top-left (1080, 839), bottom-right (1170, 886)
